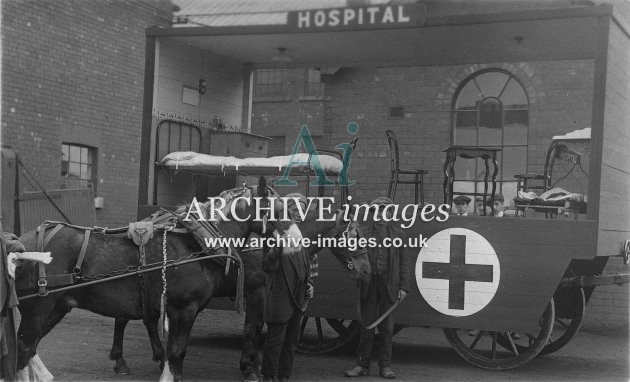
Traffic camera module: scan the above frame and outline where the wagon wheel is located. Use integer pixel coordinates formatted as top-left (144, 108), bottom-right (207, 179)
top-left (539, 286), bottom-right (585, 356)
top-left (443, 299), bottom-right (555, 370)
top-left (297, 317), bottom-right (360, 354)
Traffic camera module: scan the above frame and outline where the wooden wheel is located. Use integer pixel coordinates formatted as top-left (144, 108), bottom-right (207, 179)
top-left (539, 286), bottom-right (585, 356)
top-left (443, 299), bottom-right (555, 370)
top-left (297, 317), bottom-right (359, 354)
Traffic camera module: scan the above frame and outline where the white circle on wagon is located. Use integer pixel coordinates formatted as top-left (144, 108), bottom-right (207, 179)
top-left (415, 228), bottom-right (500, 317)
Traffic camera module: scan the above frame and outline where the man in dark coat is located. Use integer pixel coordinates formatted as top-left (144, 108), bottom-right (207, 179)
top-left (0, 227), bottom-right (21, 380)
top-left (345, 197), bottom-right (411, 379)
top-left (260, 241), bottom-right (312, 382)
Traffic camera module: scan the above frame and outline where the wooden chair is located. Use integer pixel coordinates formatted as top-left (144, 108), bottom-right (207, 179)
top-left (385, 130), bottom-right (427, 205)
top-left (514, 173), bottom-right (547, 193)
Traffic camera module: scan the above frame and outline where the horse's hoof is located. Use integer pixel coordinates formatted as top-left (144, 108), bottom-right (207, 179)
top-left (243, 372), bottom-right (259, 382)
top-left (113, 361), bottom-right (131, 375)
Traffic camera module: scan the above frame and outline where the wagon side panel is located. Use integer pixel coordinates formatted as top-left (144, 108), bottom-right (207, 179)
top-left (596, 17), bottom-right (630, 258)
top-left (309, 218), bottom-right (597, 333)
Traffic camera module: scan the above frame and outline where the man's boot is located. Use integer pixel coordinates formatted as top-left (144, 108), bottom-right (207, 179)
top-left (344, 366), bottom-right (369, 377)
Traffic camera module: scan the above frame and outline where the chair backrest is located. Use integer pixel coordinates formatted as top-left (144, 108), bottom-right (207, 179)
top-left (385, 130), bottom-right (399, 172)
top-left (350, 137), bottom-right (359, 150)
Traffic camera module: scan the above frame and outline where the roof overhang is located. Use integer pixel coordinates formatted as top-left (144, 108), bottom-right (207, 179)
top-left (146, 4), bottom-right (612, 68)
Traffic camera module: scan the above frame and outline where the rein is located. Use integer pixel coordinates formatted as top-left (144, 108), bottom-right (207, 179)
top-left (356, 294), bottom-right (403, 330)
top-left (18, 251), bottom-right (241, 301)
top-left (279, 251), bottom-right (309, 314)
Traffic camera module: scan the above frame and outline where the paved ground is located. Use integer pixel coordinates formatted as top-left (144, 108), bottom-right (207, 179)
top-left (28, 308), bottom-right (628, 381)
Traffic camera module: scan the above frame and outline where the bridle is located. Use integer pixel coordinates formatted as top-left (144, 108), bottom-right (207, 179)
top-left (331, 212), bottom-right (368, 271)
top-left (218, 183), bottom-right (291, 239)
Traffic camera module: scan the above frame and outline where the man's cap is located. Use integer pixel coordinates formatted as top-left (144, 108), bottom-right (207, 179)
top-left (487, 193), bottom-right (505, 204)
top-left (453, 195), bottom-right (471, 204)
top-left (284, 192), bottom-right (307, 206)
top-left (284, 193), bottom-right (308, 221)
top-left (369, 196), bottom-right (394, 206)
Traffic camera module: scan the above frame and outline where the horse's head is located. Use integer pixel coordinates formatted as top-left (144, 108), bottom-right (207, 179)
top-left (210, 177), bottom-right (303, 256)
top-left (282, 194), bottom-right (371, 282)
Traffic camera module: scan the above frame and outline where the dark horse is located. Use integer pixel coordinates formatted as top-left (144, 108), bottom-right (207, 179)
top-left (15, 178), bottom-right (303, 382)
top-left (107, 196), bottom-right (372, 381)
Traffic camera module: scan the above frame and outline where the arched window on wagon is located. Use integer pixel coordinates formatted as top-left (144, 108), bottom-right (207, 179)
top-left (452, 70), bottom-right (529, 205)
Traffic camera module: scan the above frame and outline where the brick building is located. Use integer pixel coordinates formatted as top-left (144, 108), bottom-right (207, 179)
top-left (1, 0), bottom-right (172, 228)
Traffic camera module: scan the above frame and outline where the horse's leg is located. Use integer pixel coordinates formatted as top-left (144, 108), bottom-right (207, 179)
top-left (29, 354), bottom-right (54, 382)
top-left (144, 316), bottom-right (165, 369)
top-left (159, 305), bottom-right (198, 382)
top-left (241, 287), bottom-right (264, 382)
top-left (110, 316), bottom-right (164, 375)
top-left (110, 318), bottom-right (131, 375)
top-left (17, 298), bottom-right (69, 382)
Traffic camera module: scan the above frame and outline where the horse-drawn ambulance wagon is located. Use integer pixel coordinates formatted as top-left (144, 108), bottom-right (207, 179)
top-left (137, 1), bottom-right (630, 371)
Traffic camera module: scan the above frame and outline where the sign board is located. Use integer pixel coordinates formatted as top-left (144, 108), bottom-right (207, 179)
top-left (415, 228), bottom-right (500, 317)
top-left (182, 86), bottom-right (200, 106)
top-left (288, 3), bottom-right (427, 32)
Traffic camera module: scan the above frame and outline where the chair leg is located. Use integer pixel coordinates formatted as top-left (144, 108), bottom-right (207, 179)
top-left (387, 174), bottom-right (394, 199)
top-left (414, 174), bottom-right (419, 205)
top-left (391, 179), bottom-right (398, 201)
top-left (420, 174), bottom-right (425, 206)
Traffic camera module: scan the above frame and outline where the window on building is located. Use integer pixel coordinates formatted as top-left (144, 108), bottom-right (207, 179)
top-left (452, 70), bottom-right (529, 203)
top-left (253, 69), bottom-right (289, 98)
top-left (304, 68), bottom-right (324, 97)
top-left (61, 143), bottom-right (96, 191)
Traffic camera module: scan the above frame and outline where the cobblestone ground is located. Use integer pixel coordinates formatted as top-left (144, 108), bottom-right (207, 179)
top-left (26, 308), bottom-right (629, 381)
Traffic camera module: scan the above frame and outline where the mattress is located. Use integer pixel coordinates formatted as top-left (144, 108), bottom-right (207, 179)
top-left (159, 151), bottom-right (344, 176)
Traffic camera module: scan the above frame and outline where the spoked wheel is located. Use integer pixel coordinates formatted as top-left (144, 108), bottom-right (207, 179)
top-left (297, 317), bottom-right (360, 354)
top-left (539, 286), bottom-right (585, 356)
top-left (443, 299), bottom-right (555, 370)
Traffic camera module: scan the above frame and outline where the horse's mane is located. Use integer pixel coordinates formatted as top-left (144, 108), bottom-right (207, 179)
top-left (174, 178), bottom-right (280, 220)
top-left (174, 186), bottom-right (252, 219)
top-left (284, 193), bottom-right (337, 223)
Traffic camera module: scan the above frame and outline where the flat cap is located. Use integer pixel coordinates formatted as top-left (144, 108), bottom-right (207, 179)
top-left (487, 193), bottom-right (505, 204)
top-left (369, 196), bottom-right (394, 206)
top-left (453, 195), bottom-right (471, 204)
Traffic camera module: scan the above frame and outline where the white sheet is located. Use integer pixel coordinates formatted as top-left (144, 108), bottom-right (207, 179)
top-left (552, 127), bottom-right (591, 141)
top-left (160, 151), bottom-right (344, 175)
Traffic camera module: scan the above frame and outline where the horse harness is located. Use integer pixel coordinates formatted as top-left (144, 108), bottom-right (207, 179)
top-left (19, 211), bottom-right (245, 316)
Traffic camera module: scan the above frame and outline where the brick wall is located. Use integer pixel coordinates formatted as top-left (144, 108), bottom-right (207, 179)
top-left (1, 0), bottom-right (171, 228)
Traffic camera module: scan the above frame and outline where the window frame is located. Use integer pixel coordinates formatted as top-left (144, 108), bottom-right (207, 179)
top-left (451, 69), bottom-right (530, 197)
top-left (303, 68), bottom-right (325, 98)
top-left (61, 143), bottom-right (97, 193)
top-left (253, 68), bottom-right (290, 100)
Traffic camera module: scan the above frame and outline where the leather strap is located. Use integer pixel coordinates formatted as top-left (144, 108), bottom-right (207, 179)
top-left (44, 224), bottom-right (64, 248)
top-left (72, 229), bottom-right (91, 275)
top-left (357, 293), bottom-right (402, 330)
top-left (136, 229), bottom-right (152, 321)
top-left (279, 250), bottom-right (308, 314)
top-left (36, 224), bottom-right (46, 252)
top-left (37, 262), bottom-right (47, 296)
